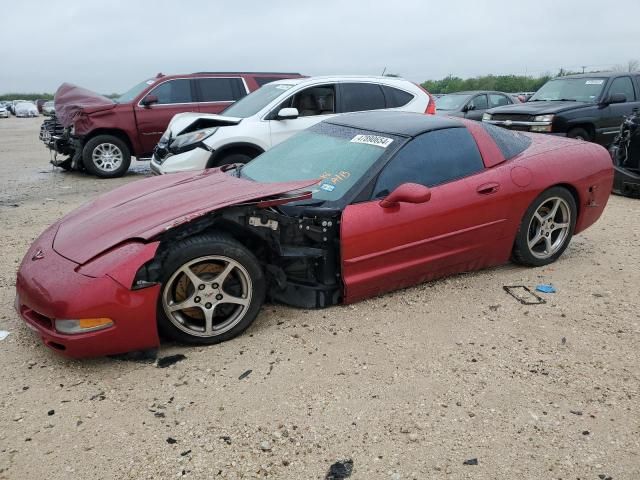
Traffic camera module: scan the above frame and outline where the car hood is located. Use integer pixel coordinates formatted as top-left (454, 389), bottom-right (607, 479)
top-left (54, 83), bottom-right (117, 127)
top-left (488, 100), bottom-right (591, 115)
top-left (52, 168), bottom-right (316, 265)
top-left (167, 112), bottom-right (243, 137)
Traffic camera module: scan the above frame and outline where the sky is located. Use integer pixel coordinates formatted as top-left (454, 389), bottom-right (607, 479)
top-left (1, 0), bottom-right (639, 94)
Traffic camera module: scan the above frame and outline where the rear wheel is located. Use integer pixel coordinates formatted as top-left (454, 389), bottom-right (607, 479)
top-left (82, 135), bottom-right (131, 178)
top-left (158, 233), bottom-right (266, 345)
top-left (512, 187), bottom-right (577, 267)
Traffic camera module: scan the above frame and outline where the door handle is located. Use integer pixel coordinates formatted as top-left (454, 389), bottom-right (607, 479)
top-left (476, 182), bottom-right (500, 195)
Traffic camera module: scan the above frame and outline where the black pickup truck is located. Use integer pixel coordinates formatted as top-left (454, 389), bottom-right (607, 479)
top-left (482, 72), bottom-right (640, 146)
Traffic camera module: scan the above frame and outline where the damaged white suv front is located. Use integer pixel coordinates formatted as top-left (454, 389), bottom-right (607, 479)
top-left (150, 76), bottom-right (434, 175)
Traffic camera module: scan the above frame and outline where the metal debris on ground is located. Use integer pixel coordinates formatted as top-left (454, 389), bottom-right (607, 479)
top-left (0, 331), bottom-right (9, 341)
top-left (503, 285), bottom-right (546, 304)
top-left (463, 458), bottom-right (479, 465)
top-left (238, 369), bottom-right (252, 380)
top-left (325, 459), bottom-right (354, 479)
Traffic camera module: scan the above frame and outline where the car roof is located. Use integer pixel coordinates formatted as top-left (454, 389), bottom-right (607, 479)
top-left (267, 75), bottom-right (413, 86)
top-left (559, 72), bottom-right (638, 79)
top-left (441, 90), bottom-right (510, 95)
top-left (325, 111), bottom-right (463, 137)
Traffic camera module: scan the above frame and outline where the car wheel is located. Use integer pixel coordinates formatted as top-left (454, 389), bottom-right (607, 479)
top-left (82, 135), bottom-right (131, 178)
top-left (567, 127), bottom-right (590, 142)
top-left (213, 152), bottom-right (253, 168)
top-left (512, 187), bottom-right (577, 267)
top-left (157, 233), bottom-right (266, 345)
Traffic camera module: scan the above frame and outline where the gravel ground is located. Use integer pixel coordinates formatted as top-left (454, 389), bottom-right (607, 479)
top-left (0, 117), bottom-right (638, 480)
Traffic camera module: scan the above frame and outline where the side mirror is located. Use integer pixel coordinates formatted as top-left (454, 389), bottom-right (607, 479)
top-left (604, 93), bottom-right (626, 105)
top-left (277, 107), bottom-right (299, 120)
top-left (379, 183), bottom-right (432, 208)
top-left (141, 94), bottom-right (159, 107)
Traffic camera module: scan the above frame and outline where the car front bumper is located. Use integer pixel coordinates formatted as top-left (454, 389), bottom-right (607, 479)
top-left (15, 226), bottom-right (160, 358)
top-left (150, 147), bottom-right (211, 175)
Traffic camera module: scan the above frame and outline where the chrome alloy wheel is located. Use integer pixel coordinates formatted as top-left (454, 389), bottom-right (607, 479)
top-left (527, 197), bottom-right (571, 259)
top-left (162, 256), bottom-right (252, 337)
top-left (92, 143), bottom-right (123, 172)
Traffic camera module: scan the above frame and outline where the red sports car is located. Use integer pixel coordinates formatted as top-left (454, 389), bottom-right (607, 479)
top-left (16, 112), bottom-right (614, 358)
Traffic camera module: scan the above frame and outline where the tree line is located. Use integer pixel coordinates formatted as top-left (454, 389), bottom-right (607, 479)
top-left (420, 74), bottom-right (552, 94)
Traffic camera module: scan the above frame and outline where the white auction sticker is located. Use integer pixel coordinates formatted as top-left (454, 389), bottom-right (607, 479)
top-left (350, 134), bottom-right (393, 148)
top-left (585, 80), bottom-right (604, 85)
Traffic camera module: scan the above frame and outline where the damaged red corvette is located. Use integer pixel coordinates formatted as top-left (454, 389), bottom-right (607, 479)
top-left (16, 111), bottom-right (613, 358)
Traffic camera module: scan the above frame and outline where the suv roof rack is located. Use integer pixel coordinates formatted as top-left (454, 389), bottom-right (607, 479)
top-left (193, 72), bottom-right (302, 75)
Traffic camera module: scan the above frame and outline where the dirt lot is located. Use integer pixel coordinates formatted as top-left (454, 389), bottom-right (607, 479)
top-left (0, 117), bottom-right (638, 480)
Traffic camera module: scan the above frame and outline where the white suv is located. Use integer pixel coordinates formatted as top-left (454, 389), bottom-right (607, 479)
top-left (150, 76), bottom-right (435, 174)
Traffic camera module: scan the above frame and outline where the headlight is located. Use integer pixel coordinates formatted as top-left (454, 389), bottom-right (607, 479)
top-left (533, 114), bottom-right (554, 123)
top-left (55, 318), bottom-right (113, 334)
top-left (482, 113), bottom-right (492, 121)
top-left (169, 128), bottom-right (217, 153)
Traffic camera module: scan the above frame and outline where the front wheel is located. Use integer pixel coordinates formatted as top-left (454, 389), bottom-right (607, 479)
top-left (157, 233), bottom-right (266, 345)
top-left (82, 135), bottom-right (131, 178)
top-left (512, 187), bottom-right (577, 267)
top-left (567, 127), bottom-right (591, 142)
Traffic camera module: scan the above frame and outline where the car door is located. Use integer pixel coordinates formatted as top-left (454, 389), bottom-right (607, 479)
top-left (340, 126), bottom-right (511, 303)
top-left (600, 76), bottom-right (639, 144)
top-left (195, 77), bottom-right (248, 115)
top-left (489, 93), bottom-right (512, 109)
top-left (464, 94), bottom-right (488, 120)
top-left (134, 78), bottom-right (198, 155)
top-left (268, 84), bottom-right (337, 147)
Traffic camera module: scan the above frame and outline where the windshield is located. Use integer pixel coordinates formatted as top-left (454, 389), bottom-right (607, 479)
top-left (222, 83), bottom-right (294, 118)
top-left (529, 78), bottom-right (606, 102)
top-left (116, 78), bottom-right (156, 103)
top-left (435, 94), bottom-right (471, 110)
top-left (241, 124), bottom-right (397, 202)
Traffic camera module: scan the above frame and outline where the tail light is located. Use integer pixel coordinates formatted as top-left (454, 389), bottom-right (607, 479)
top-left (414, 83), bottom-right (436, 115)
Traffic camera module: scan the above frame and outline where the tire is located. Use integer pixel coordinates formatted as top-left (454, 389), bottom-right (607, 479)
top-left (567, 127), bottom-right (590, 142)
top-left (512, 187), bottom-right (577, 267)
top-left (211, 152), bottom-right (253, 168)
top-left (82, 135), bottom-right (131, 178)
top-left (157, 233), bottom-right (266, 345)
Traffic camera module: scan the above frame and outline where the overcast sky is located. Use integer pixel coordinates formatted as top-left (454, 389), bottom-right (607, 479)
top-left (1, 0), bottom-right (639, 94)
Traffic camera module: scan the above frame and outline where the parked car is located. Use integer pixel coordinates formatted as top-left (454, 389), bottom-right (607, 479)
top-left (483, 72), bottom-right (640, 145)
top-left (14, 101), bottom-right (39, 117)
top-left (39, 72), bottom-right (304, 178)
top-left (10, 100), bottom-right (28, 115)
top-left (35, 99), bottom-right (47, 113)
top-left (42, 101), bottom-right (55, 116)
top-left (16, 111), bottom-right (612, 358)
top-left (150, 76), bottom-right (436, 175)
top-left (434, 90), bottom-right (518, 120)
top-left (0, 106), bottom-right (9, 118)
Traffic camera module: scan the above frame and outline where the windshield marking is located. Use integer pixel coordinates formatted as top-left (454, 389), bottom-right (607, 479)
top-left (350, 134), bottom-right (393, 148)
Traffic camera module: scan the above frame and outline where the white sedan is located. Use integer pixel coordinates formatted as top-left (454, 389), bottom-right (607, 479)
top-left (14, 102), bottom-right (39, 117)
top-left (151, 76), bottom-right (435, 174)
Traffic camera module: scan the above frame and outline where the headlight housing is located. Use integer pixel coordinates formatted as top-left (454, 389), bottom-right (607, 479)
top-left (169, 128), bottom-right (217, 154)
top-left (533, 114), bottom-right (554, 123)
top-left (482, 113), bottom-right (492, 121)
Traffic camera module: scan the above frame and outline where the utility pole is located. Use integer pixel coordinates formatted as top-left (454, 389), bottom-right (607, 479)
top-left (581, 66), bottom-right (586, 73)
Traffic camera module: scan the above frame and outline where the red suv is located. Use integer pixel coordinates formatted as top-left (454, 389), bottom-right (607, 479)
top-left (40, 72), bottom-right (304, 177)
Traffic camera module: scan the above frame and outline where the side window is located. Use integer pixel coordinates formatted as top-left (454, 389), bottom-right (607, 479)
top-left (609, 77), bottom-right (636, 102)
top-left (149, 79), bottom-right (193, 104)
top-left (288, 85), bottom-right (336, 117)
top-left (340, 83), bottom-right (386, 112)
top-left (373, 128), bottom-right (484, 198)
top-left (489, 94), bottom-right (510, 108)
top-left (197, 78), bottom-right (246, 102)
top-left (468, 94), bottom-right (488, 110)
top-left (382, 85), bottom-right (414, 108)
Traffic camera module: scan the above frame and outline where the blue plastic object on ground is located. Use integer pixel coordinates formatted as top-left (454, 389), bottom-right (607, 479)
top-left (535, 284), bottom-right (556, 293)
